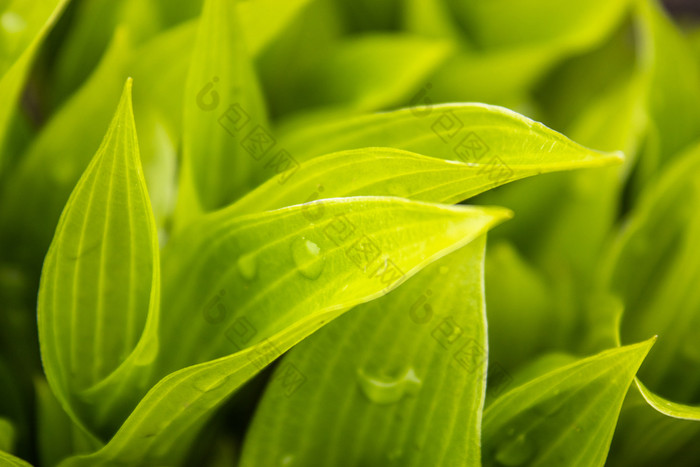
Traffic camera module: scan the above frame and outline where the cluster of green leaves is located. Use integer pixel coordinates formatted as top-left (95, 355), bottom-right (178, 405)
top-left (1, 0), bottom-right (700, 465)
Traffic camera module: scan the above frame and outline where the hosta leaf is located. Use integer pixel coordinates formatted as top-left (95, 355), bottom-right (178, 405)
top-left (36, 378), bottom-right (101, 466)
top-left (0, 28), bottom-right (133, 267)
top-left (61, 198), bottom-right (510, 466)
top-left (484, 241), bottom-right (553, 373)
top-left (49, 0), bottom-right (162, 106)
top-left (280, 104), bottom-right (623, 170)
top-left (601, 141), bottom-right (700, 403)
top-left (178, 0), bottom-right (268, 218)
top-left (158, 197), bottom-right (510, 372)
top-left (0, 417), bottom-right (14, 453)
top-left (422, 0), bottom-right (632, 105)
top-left (607, 391), bottom-right (700, 466)
top-left (240, 236), bottom-right (489, 467)
top-left (0, 0), bottom-right (69, 170)
top-left (37, 80), bottom-right (160, 436)
top-left (153, 0), bottom-right (313, 57)
top-left (635, 0), bottom-right (700, 183)
top-left (635, 380), bottom-right (700, 421)
top-left (482, 339), bottom-right (654, 467)
top-left (237, 0), bottom-right (314, 56)
top-left (230, 146), bottom-right (621, 217)
top-left (445, 0), bottom-right (632, 52)
top-left (424, 49), bottom-right (554, 108)
top-left (0, 450), bottom-right (31, 467)
top-left (292, 33), bottom-right (452, 112)
top-left (403, 0), bottom-right (463, 40)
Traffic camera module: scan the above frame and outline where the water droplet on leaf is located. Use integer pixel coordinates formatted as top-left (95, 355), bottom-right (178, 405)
top-left (495, 433), bottom-right (535, 466)
top-left (193, 374), bottom-right (227, 392)
top-left (1, 12), bottom-right (26, 34)
top-left (291, 237), bottom-right (324, 279)
top-left (357, 367), bottom-right (422, 404)
top-left (237, 252), bottom-right (258, 280)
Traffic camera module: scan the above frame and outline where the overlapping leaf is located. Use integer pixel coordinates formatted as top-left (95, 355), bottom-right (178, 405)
top-left (230, 143), bottom-right (622, 218)
top-left (601, 142), bottom-right (700, 404)
top-left (177, 0), bottom-right (268, 219)
top-left (37, 80), bottom-right (160, 437)
top-left (280, 103), bottom-right (623, 170)
top-left (240, 236), bottom-right (489, 467)
top-left (0, 0), bottom-right (70, 170)
top-left (289, 33), bottom-right (452, 113)
top-left (482, 339), bottom-right (654, 466)
top-left (0, 29), bottom-right (133, 267)
top-left (59, 199), bottom-right (510, 466)
top-left (634, 0), bottom-right (700, 184)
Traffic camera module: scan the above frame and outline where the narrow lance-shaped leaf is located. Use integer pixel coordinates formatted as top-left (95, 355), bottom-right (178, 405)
top-left (177, 0), bottom-right (268, 221)
top-left (36, 378), bottom-right (102, 466)
top-left (230, 143), bottom-right (622, 218)
top-left (37, 79), bottom-right (160, 437)
top-left (0, 0), bottom-right (70, 170)
top-left (0, 450), bottom-right (32, 467)
top-left (484, 241), bottom-right (553, 373)
top-left (634, 0), bottom-right (700, 184)
top-left (60, 198), bottom-right (511, 466)
top-left (157, 197), bottom-right (511, 374)
top-left (0, 418), bottom-right (14, 453)
top-left (291, 33), bottom-right (452, 113)
top-left (240, 236), bottom-right (490, 467)
top-left (279, 104), bottom-right (623, 171)
top-left (0, 28), bottom-right (133, 267)
top-left (482, 339), bottom-right (655, 467)
top-left (601, 142), bottom-right (700, 404)
top-left (408, 0), bottom-right (632, 105)
top-left (444, 0), bottom-right (632, 52)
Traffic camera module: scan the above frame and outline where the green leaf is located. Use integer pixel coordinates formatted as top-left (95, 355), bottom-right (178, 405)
top-left (0, 417), bottom-right (15, 453)
top-left (634, 0), bottom-right (700, 183)
top-left (482, 339), bottom-right (655, 467)
top-left (0, 28), bottom-right (133, 267)
top-left (635, 380), bottom-right (700, 421)
top-left (280, 104), bottom-right (623, 170)
top-left (49, 0), bottom-right (163, 106)
top-left (601, 141), bottom-right (700, 404)
top-left (229, 145), bottom-right (621, 218)
top-left (607, 391), bottom-right (700, 466)
top-left (0, 0), bottom-right (70, 171)
top-left (445, 0), bottom-right (632, 52)
top-left (153, 0), bottom-right (314, 58)
top-left (291, 33), bottom-right (452, 112)
top-left (484, 241), bottom-right (553, 372)
top-left (240, 237), bottom-right (489, 467)
top-left (37, 79), bottom-right (160, 437)
top-left (237, 0), bottom-right (314, 56)
top-left (60, 198), bottom-right (511, 466)
top-left (177, 0), bottom-right (268, 219)
top-left (36, 378), bottom-right (101, 466)
top-left (420, 0), bottom-right (633, 105)
top-left (0, 449), bottom-right (32, 467)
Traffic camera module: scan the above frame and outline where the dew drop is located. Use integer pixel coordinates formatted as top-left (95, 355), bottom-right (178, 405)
top-left (1, 12), bottom-right (26, 34)
top-left (193, 374), bottom-right (227, 392)
top-left (356, 367), bottom-right (422, 404)
top-left (439, 266), bottom-right (449, 275)
top-left (494, 433), bottom-right (535, 466)
top-left (237, 252), bottom-right (257, 280)
top-left (280, 454), bottom-right (295, 466)
top-left (291, 237), bottom-right (324, 279)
